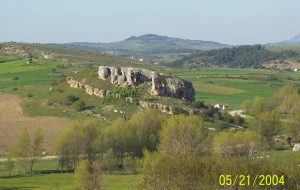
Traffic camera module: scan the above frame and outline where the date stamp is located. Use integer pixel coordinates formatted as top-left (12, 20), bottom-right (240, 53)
top-left (218, 174), bottom-right (285, 187)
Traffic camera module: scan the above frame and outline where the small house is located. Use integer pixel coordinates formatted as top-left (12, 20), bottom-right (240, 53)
top-left (214, 103), bottom-right (229, 110)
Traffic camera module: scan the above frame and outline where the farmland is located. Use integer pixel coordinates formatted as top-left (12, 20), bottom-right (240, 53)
top-left (174, 68), bottom-right (300, 108)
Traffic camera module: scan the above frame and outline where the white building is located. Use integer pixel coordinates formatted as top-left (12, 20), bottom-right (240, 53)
top-left (214, 103), bottom-right (229, 110)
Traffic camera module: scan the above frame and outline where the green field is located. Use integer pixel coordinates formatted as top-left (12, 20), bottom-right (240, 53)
top-left (0, 173), bottom-right (141, 190)
top-left (173, 68), bottom-right (300, 108)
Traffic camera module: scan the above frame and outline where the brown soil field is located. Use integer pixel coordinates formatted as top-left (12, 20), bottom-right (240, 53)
top-left (0, 94), bottom-right (70, 154)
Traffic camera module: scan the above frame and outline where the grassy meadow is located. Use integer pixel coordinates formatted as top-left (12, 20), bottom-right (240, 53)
top-left (173, 68), bottom-right (300, 108)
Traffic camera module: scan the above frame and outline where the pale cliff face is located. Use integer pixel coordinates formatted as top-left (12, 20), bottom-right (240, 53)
top-left (98, 66), bottom-right (195, 102)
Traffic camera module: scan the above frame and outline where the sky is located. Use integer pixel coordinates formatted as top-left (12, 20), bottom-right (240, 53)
top-left (1, 0), bottom-right (300, 45)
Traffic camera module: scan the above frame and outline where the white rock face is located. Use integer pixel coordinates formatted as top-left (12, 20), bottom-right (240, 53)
top-left (293, 144), bottom-right (300, 151)
top-left (98, 66), bottom-right (195, 101)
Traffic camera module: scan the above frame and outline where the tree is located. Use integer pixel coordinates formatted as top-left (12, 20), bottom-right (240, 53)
top-left (30, 128), bottom-right (44, 173)
top-left (81, 120), bottom-right (100, 166)
top-left (6, 156), bottom-right (15, 176)
top-left (123, 155), bottom-right (138, 174)
top-left (11, 128), bottom-right (31, 175)
top-left (250, 96), bottom-right (265, 116)
top-left (251, 111), bottom-right (281, 143)
top-left (213, 130), bottom-right (266, 158)
top-left (56, 120), bottom-right (101, 170)
top-left (99, 148), bottom-right (118, 174)
top-left (56, 124), bottom-right (83, 171)
top-left (127, 110), bottom-right (164, 156)
top-left (74, 160), bottom-right (101, 190)
top-left (27, 52), bottom-right (33, 64)
top-left (158, 115), bottom-right (207, 157)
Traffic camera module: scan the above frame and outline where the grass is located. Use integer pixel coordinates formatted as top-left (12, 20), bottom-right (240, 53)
top-left (0, 173), bottom-right (141, 190)
top-left (172, 68), bottom-right (300, 109)
top-left (0, 159), bottom-right (142, 190)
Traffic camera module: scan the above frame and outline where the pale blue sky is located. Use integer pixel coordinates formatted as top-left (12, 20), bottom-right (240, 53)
top-left (1, 0), bottom-right (300, 45)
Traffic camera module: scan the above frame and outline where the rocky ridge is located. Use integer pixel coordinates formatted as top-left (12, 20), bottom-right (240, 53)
top-left (66, 77), bottom-right (111, 98)
top-left (98, 66), bottom-right (195, 101)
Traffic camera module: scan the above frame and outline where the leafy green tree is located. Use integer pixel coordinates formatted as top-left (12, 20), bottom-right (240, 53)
top-left (99, 148), bottom-right (118, 174)
top-left (30, 128), bottom-right (44, 173)
top-left (213, 130), bottom-right (266, 158)
top-left (251, 111), bottom-right (281, 143)
top-left (158, 115), bottom-right (207, 157)
top-left (56, 120), bottom-right (101, 170)
top-left (11, 128), bottom-right (31, 175)
top-left (251, 96), bottom-right (265, 116)
top-left (74, 160), bottom-right (101, 190)
top-left (127, 110), bottom-right (164, 156)
top-left (6, 156), bottom-right (15, 176)
top-left (123, 155), bottom-right (137, 174)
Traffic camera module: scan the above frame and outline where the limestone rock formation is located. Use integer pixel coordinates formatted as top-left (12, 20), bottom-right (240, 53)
top-left (98, 66), bottom-right (153, 87)
top-left (165, 77), bottom-right (195, 101)
top-left (66, 77), bottom-right (111, 98)
top-left (98, 66), bottom-right (195, 101)
top-left (138, 101), bottom-right (202, 115)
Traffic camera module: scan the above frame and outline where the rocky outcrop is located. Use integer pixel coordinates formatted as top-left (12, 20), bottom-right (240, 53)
top-left (293, 144), bottom-right (300, 151)
top-left (66, 77), bottom-right (111, 98)
top-left (138, 101), bottom-right (202, 115)
top-left (98, 66), bottom-right (153, 87)
top-left (98, 66), bottom-right (195, 101)
top-left (165, 77), bottom-right (195, 101)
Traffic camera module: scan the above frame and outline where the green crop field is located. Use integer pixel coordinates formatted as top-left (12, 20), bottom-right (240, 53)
top-left (173, 68), bottom-right (300, 108)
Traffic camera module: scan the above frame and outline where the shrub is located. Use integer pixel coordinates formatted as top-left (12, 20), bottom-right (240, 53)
top-left (213, 130), bottom-right (266, 158)
top-left (73, 101), bottom-right (85, 112)
top-left (65, 95), bottom-right (79, 105)
top-left (123, 156), bottom-right (137, 174)
top-left (27, 93), bottom-right (33, 98)
top-left (12, 76), bottom-right (19, 80)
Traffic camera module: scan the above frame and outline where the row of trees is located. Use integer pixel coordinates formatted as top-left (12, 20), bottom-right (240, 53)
top-left (7, 128), bottom-right (44, 175)
top-left (55, 110), bottom-right (165, 172)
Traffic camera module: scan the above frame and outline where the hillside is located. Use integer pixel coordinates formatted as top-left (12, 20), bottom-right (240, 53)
top-left (269, 33), bottom-right (300, 45)
top-left (169, 44), bottom-right (300, 68)
top-left (51, 34), bottom-right (229, 56)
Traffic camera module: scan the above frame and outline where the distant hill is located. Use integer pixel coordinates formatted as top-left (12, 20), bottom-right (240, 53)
top-left (169, 45), bottom-right (300, 68)
top-left (51, 34), bottom-right (229, 56)
top-left (270, 33), bottom-right (300, 45)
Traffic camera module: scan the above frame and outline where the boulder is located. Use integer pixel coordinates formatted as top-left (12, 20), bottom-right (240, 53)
top-left (293, 143), bottom-right (300, 151)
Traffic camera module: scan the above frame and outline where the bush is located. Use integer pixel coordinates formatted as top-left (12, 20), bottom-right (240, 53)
top-left (123, 156), bottom-right (137, 174)
top-left (12, 87), bottom-right (18, 91)
top-left (73, 101), bottom-right (86, 112)
top-left (213, 130), bottom-right (266, 158)
top-left (12, 76), bottom-right (19, 80)
top-left (66, 95), bottom-right (79, 105)
top-left (27, 93), bottom-right (33, 98)
top-left (99, 149), bottom-right (118, 174)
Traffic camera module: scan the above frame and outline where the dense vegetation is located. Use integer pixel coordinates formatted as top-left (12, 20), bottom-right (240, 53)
top-left (171, 45), bottom-right (300, 68)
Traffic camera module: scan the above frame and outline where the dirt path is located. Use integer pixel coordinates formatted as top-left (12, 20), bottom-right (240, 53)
top-left (0, 94), bottom-right (70, 154)
top-left (228, 110), bottom-right (248, 118)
